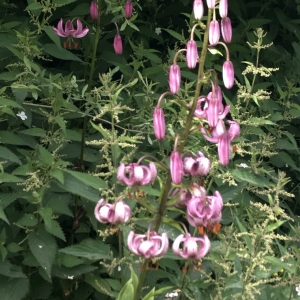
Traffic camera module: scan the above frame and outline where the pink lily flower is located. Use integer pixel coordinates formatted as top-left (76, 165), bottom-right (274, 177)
top-left (124, 0), bottom-right (133, 19)
top-left (221, 17), bottom-right (232, 43)
top-left (170, 151), bottom-right (183, 184)
top-left (186, 40), bottom-right (198, 69)
top-left (206, 0), bottom-right (216, 8)
top-left (209, 20), bottom-right (220, 46)
top-left (127, 231), bottom-right (169, 258)
top-left (117, 162), bottom-right (157, 186)
top-left (90, 1), bottom-right (98, 20)
top-left (53, 19), bottom-right (89, 38)
top-left (172, 233), bottom-right (210, 259)
top-left (223, 60), bottom-right (234, 89)
top-left (94, 199), bottom-right (131, 224)
top-left (193, 0), bottom-right (204, 20)
top-left (219, 0), bottom-right (228, 18)
top-left (114, 34), bottom-right (123, 55)
top-left (183, 151), bottom-right (211, 176)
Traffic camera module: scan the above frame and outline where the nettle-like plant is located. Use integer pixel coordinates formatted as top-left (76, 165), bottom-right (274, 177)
top-left (0, 0), bottom-right (300, 300)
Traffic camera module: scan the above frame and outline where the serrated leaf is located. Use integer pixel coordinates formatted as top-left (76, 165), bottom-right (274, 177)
top-left (218, 182), bottom-right (247, 203)
top-left (0, 131), bottom-right (31, 146)
top-left (59, 239), bottom-right (110, 261)
top-left (39, 207), bottom-right (53, 230)
top-left (44, 44), bottom-right (83, 62)
top-left (163, 28), bottom-right (183, 40)
top-left (29, 273), bottom-right (53, 300)
top-left (47, 197), bottom-right (72, 217)
top-left (231, 168), bottom-right (270, 188)
top-left (7, 243), bottom-right (23, 253)
top-left (38, 145), bottom-right (54, 167)
top-left (56, 172), bottom-right (100, 202)
top-left (55, 116), bottom-right (66, 134)
top-left (139, 186), bottom-right (161, 196)
top-left (0, 193), bottom-right (19, 209)
top-left (85, 274), bottom-right (112, 296)
top-left (15, 213), bottom-right (38, 227)
top-left (45, 219), bottom-right (66, 241)
top-left (0, 97), bottom-right (23, 109)
top-left (264, 256), bottom-right (295, 274)
top-left (106, 279), bottom-right (122, 291)
top-left (25, 2), bottom-right (43, 10)
top-left (60, 254), bottom-right (84, 268)
top-left (50, 169), bottom-right (64, 185)
top-left (0, 277), bottom-right (29, 300)
top-left (266, 220), bottom-right (286, 232)
top-left (235, 217), bottom-right (252, 251)
top-left (0, 146), bottom-right (21, 165)
top-left (28, 227), bottom-right (57, 279)
top-left (20, 128), bottom-right (46, 137)
top-left (0, 173), bottom-right (23, 183)
top-left (63, 170), bottom-right (106, 189)
top-left (43, 26), bottom-right (62, 50)
top-left (52, 265), bottom-right (97, 279)
top-left (0, 261), bottom-right (26, 278)
top-left (90, 121), bottom-right (109, 139)
top-left (0, 207), bottom-right (9, 224)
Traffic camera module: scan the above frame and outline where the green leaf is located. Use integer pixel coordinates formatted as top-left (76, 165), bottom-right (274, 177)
top-left (0, 131), bottom-right (32, 147)
top-left (28, 227), bottom-right (57, 279)
top-left (43, 44), bottom-right (83, 62)
top-left (266, 220), bottom-right (286, 232)
top-left (56, 172), bottom-right (100, 202)
top-left (7, 243), bottom-right (23, 253)
top-left (163, 28), bottom-right (183, 40)
top-left (63, 170), bottom-right (106, 189)
top-left (139, 186), bottom-right (161, 196)
top-left (25, 2), bottom-right (43, 10)
top-left (38, 145), bottom-right (54, 167)
top-left (85, 274), bottom-right (112, 296)
top-left (15, 213), bottom-right (38, 227)
top-left (43, 26), bottom-right (62, 50)
top-left (235, 217), bottom-right (252, 251)
top-left (215, 182), bottom-right (246, 203)
top-left (264, 256), bottom-right (296, 274)
top-left (50, 169), bottom-right (64, 185)
top-left (0, 193), bottom-right (20, 209)
top-left (39, 207), bottom-right (53, 230)
top-left (0, 277), bottom-right (29, 300)
top-left (0, 207), bottom-right (9, 224)
top-left (142, 288), bottom-right (155, 300)
top-left (0, 97), bottom-right (23, 109)
top-left (0, 146), bottom-right (21, 165)
top-left (0, 173), bottom-right (23, 183)
top-left (231, 168), bottom-right (270, 188)
top-left (59, 239), bottom-right (110, 261)
top-left (0, 261), bottom-right (26, 278)
top-left (130, 267), bottom-right (138, 293)
top-left (117, 278), bottom-right (134, 300)
top-left (90, 121), bottom-right (110, 139)
top-left (45, 219), bottom-right (66, 241)
top-left (20, 128), bottom-right (46, 137)
top-left (55, 116), bottom-right (66, 134)
top-left (47, 197), bottom-right (72, 217)
top-left (52, 265), bottom-right (97, 279)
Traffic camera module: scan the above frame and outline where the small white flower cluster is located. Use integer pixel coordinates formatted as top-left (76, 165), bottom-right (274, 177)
top-left (238, 163), bottom-right (248, 168)
top-left (17, 111), bottom-right (27, 120)
top-left (166, 292), bottom-right (178, 298)
top-left (296, 284), bottom-right (300, 296)
top-left (155, 27), bottom-right (161, 35)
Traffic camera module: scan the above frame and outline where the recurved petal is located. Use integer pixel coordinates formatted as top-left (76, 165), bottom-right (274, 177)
top-left (195, 235), bottom-right (211, 258)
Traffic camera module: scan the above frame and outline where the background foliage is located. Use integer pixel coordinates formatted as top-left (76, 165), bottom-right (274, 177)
top-left (0, 0), bottom-right (300, 299)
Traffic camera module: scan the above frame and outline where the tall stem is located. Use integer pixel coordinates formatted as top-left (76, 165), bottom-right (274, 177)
top-left (133, 9), bottom-right (213, 300)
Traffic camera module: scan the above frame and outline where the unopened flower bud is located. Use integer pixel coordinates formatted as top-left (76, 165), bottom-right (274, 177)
top-left (124, 0), bottom-right (133, 19)
top-left (169, 64), bottom-right (181, 94)
top-left (90, 1), bottom-right (98, 20)
top-left (153, 108), bottom-right (165, 140)
top-left (206, 0), bottom-right (216, 9)
top-left (186, 40), bottom-right (198, 69)
top-left (219, 0), bottom-right (228, 18)
top-left (222, 60), bottom-right (234, 89)
top-left (114, 34), bottom-right (123, 55)
top-left (183, 151), bottom-right (211, 176)
top-left (170, 152), bottom-right (183, 184)
top-left (221, 17), bottom-right (232, 43)
top-left (209, 20), bottom-right (220, 45)
top-left (193, 0), bottom-right (204, 20)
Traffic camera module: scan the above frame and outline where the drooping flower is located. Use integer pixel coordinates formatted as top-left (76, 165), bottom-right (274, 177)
top-left (193, 0), bottom-right (204, 20)
top-left (206, 0), bottom-right (216, 9)
top-left (169, 64), bottom-right (181, 94)
top-left (17, 111), bottom-right (27, 121)
top-left (127, 231), bottom-right (169, 258)
top-left (117, 162), bottom-right (157, 186)
top-left (186, 40), bottom-right (198, 69)
top-left (172, 233), bottom-right (210, 259)
top-left (223, 60), bottom-right (234, 89)
top-left (221, 17), bottom-right (232, 43)
top-left (90, 1), bottom-right (98, 20)
top-left (124, 0), bottom-right (133, 19)
top-left (170, 151), bottom-right (183, 185)
top-left (94, 199), bottom-right (131, 224)
top-left (201, 120), bottom-right (240, 165)
top-left (153, 107), bottom-right (165, 140)
top-left (209, 20), bottom-right (220, 46)
top-left (171, 188), bottom-right (193, 207)
top-left (114, 34), bottom-right (123, 55)
top-left (186, 191), bottom-right (223, 228)
top-left (219, 0), bottom-right (228, 18)
top-left (183, 151), bottom-right (211, 176)
top-left (53, 19), bottom-right (89, 38)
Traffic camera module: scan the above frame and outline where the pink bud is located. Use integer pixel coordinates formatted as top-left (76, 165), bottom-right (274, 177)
top-left (183, 151), bottom-right (211, 176)
top-left (206, 0), bottom-right (216, 9)
top-left (114, 34), bottom-right (123, 55)
top-left (153, 108), bottom-right (165, 140)
top-left (221, 17), bottom-right (232, 43)
top-left (169, 64), bottom-right (181, 94)
top-left (170, 152), bottom-right (183, 184)
top-left (209, 20), bottom-right (220, 46)
top-left (219, 0), bottom-right (228, 18)
top-left (186, 40), bottom-right (198, 69)
top-left (193, 0), bottom-right (204, 20)
top-left (124, 0), bottom-right (133, 19)
top-left (222, 60), bottom-right (234, 89)
top-left (227, 120), bottom-right (240, 141)
top-left (90, 1), bottom-right (98, 20)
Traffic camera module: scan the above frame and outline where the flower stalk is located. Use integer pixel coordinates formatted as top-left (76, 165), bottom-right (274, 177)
top-left (133, 8), bottom-right (213, 300)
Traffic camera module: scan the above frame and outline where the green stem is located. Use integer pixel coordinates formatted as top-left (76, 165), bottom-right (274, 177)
top-left (79, 0), bottom-right (102, 167)
top-left (133, 9), bottom-right (213, 300)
